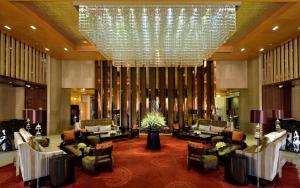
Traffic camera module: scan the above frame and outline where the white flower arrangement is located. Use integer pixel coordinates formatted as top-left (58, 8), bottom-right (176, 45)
top-left (141, 111), bottom-right (166, 130)
top-left (216, 142), bottom-right (226, 150)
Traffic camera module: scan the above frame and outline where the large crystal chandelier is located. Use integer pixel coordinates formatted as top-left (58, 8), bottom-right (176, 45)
top-left (79, 5), bottom-right (236, 66)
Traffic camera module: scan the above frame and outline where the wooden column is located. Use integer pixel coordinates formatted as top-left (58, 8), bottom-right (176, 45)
top-left (149, 67), bottom-right (156, 110)
top-left (140, 67), bottom-right (146, 124)
top-left (0, 32), bottom-right (5, 75)
top-left (130, 67), bottom-right (137, 128)
top-left (187, 67), bottom-right (194, 113)
top-left (111, 65), bottom-right (118, 117)
top-left (178, 67), bottom-right (184, 128)
top-left (94, 61), bottom-right (99, 119)
top-left (197, 66), bottom-right (204, 118)
top-left (206, 61), bottom-right (215, 119)
top-left (159, 67), bottom-right (166, 116)
top-left (168, 67), bottom-right (175, 127)
top-left (101, 61), bottom-right (108, 118)
top-left (120, 67), bottom-right (128, 128)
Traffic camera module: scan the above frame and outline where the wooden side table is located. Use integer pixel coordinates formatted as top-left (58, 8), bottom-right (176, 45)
top-left (224, 153), bottom-right (248, 185)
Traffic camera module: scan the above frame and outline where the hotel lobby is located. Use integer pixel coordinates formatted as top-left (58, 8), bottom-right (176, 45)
top-left (1, 0), bottom-right (300, 187)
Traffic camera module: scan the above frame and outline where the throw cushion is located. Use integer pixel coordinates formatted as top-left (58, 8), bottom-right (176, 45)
top-left (63, 130), bottom-right (75, 143)
top-left (28, 137), bottom-right (41, 151)
top-left (173, 123), bottom-right (179, 130)
top-left (199, 124), bottom-right (211, 132)
top-left (96, 141), bottom-right (113, 149)
top-left (132, 124), bottom-right (139, 129)
top-left (188, 141), bottom-right (210, 149)
top-left (99, 125), bottom-right (111, 132)
top-left (210, 126), bottom-right (224, 133)
top-left (86, 126), bottom-right (99, 132)
top-left (232, 131), bottom-right (244, 142)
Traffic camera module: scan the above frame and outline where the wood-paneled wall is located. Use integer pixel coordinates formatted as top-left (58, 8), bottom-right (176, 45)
top-left (0, 30), bottom-right (46, 84)
top-left (263, 36), bottom-right (300, 85)
top-left (95, 63), bottom-right (215, 129)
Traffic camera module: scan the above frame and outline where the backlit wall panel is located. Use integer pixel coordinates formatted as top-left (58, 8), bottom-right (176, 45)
top-left (0, 30), bottom-right (47, 84)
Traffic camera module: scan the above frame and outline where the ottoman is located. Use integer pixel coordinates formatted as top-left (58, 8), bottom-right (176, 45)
top-left (202, 155), bottom-right (218, 170)
top-left (82, 156), bottom-right (97, 174)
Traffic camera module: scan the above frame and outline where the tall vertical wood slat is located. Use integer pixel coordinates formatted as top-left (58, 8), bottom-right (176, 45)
top-left (263, 54), bottom-right (267, 84)
top-left (149, 67), bottom-right (156, 110)
top-left (130, 68), bottom-right (137, 128)
top-left (187, 67), bottom-right (194, 112)
top-left (15, 40), bottom-right (20, 79)
top-left (158, 67), bottom-right (166, 116)
top-left (28, 46), bottom-right (32, 81)
top-left (298, 36), bottom-right (300, 78)
top-left (36, 51), bottom-right (40, 82)
top-left (289, 40), bottom-right (294, 79)
top-left (5, 35), bottom-right (11, 77)
top-left (206, 61), bottom-right (214, 119)
top-left (266, 52), bottom-right (269, 84)
top-left (24, 45), bottom-right (28, 80)
top-left (285, 43), bottom-right (289, 81)
top-left (32, 48), bottom-right (36, 82)
top-left (273, 48), bottom-right (277, 82)
top-left (11, 37), bottom-right (15, 78)
top-left (168, 67), bottom-right (175, 127)
top-left (120, 67), bottom-right (128, 129)
top-left (294, 38), bottom-right (298, 79)
top-left (178, 67), bottom-right (184, 128)
top-left (0, 32), bottom-right (5, 76)
top-left (101, 61), bottom-right (108, 118)
top-left (197, 66), bottom-right (204, 118)
top-left (270, 50), bottom-right (274, 83)
top-left (276, 47), bottom-right (281, 82)
top-left (281, 45), bottom-right (285, 82)
top-left (139, 67), bottom-right (146, 124)
top-left (20, 42), bottom-right (24, 80)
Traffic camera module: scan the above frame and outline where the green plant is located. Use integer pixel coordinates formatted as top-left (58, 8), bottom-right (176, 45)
top-left (141, 112), bottom-right (166, 130)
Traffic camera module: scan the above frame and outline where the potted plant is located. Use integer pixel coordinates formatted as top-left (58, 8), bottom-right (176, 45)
top-left (141, 111), bottom-right (166, 150)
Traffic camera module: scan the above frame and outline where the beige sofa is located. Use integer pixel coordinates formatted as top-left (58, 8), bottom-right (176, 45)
top-left (14, 128), bottom-right (64, 183)
top-left (80, 118), bottom-right (117, 133)
top-left (193, 119), bottom-right (227, 135)
top-left (236, 130), bottom-right (287, 181)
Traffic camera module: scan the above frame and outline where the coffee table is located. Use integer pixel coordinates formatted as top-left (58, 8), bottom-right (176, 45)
top-left (100, 132), bottom-right (129, 142)
top-left (181, 132), bottom-right (212, 143)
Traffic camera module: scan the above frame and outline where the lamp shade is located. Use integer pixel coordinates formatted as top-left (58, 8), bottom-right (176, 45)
top-left (272, 110), bottom-right (283, 119)
top-left (250, 110), bottom-right (265, 124)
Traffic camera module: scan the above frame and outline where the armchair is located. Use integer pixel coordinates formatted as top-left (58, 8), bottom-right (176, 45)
top-left (187, 141), bottom-right (218, 171)
top-left (130, 124), bottom-right (139, 137)
top-left (82, 141), bottom-right (113, 174)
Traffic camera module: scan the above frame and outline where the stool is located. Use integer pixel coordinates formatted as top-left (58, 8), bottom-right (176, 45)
top-left (49, 154), bottom-right (75, 187)
top-left (202, 155), bottom-right (218, 170)
top-left (82, 156), bottom-right (97, 174)
top-left (224, 153), bottom-right (248, 185)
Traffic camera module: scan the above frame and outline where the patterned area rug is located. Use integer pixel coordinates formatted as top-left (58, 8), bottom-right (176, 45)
top-left (1, 135), bottom-right (300, 188)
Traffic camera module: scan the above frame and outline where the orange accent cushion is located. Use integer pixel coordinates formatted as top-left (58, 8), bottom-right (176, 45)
top-left (63, 130), bottom-right (75, 143)
top-left (232, 131), bottom-right (244, 142)
top-left (96, 141), bottom-right (113, 149)
top-left (188, 141), bottom-right (210, 149)
top-left (173, 124), bottom-right (179, 130)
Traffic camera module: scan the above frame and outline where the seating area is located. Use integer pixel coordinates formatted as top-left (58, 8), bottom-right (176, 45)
top-left (1, 0), bottom-right (300, 187)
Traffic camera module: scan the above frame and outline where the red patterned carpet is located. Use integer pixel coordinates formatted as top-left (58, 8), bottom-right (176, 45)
top-left (1, 135), bottom-right (300, 188)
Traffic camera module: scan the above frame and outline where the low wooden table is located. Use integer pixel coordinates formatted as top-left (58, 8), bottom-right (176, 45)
top-left (180, 132), bottom-right (212, 143)
top-left (100, 132), bottom-right (129, 142)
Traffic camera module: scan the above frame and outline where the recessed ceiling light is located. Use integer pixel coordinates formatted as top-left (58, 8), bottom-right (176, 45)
top-left (64, 48), bottom-right (68, 51)
top-left (26, 84), bottom-right (31, 88)
top-left (272, 25), bottom-right (279, 31)
top-left (240, 48), bottom-right (245, 52)
top-left (298, 26), bottom-right (300, 30)
top-left (260, 48), bottom-right (264, 52)
top-left (45, 48), bottom-right (50, 52)
top-left (4, 25), bottom-right (11, 30)
top-left (82, 40), bottom-right (88, 44)
top-left (30, 25), bottom-right (37, 30)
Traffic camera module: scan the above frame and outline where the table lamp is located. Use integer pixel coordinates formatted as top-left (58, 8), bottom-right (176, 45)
top-left (273, 110), bottom-right (283, 131)
top-left (35, 123), bottom-right (42, 137)
top-left (250, 110), bottom-right (265, 188)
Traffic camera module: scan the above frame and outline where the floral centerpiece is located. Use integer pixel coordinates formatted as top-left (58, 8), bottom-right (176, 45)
top-left (141, 111), bottom-right (166, 130)
top-left (216, 142), bottom-right (226, 150)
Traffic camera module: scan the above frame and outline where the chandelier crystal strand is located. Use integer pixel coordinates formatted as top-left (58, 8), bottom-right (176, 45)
top-left (79, 5), bottom-right (236, 67)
